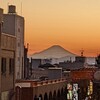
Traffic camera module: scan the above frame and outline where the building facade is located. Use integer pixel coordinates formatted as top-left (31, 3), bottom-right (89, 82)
top-left (15, 79), bottom-right (67, 100)
top-left (3, 5), bottom-right (24, 79)
top-left (0, 8), bottom-right (3, 100)
top-left (0, 5), bottom-right (25, 100)
top-left (0, 7), bottom-right (16, 100)
top-left (1, 33), bottom-right (16, 100)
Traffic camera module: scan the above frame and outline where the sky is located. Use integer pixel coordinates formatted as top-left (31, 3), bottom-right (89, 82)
top-left (0, 0), bottom-right (100, 57)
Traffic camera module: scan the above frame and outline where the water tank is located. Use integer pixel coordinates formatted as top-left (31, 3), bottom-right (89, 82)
top-left (8, 5), bottom-right (16, 14)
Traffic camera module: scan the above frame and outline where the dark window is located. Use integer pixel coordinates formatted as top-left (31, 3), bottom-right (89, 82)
top-left (9, 58), bottom-right (14, 74)
top-left (18, 28), bottom-right (20, 32)
top-left (18, 43), bottom-right (20, 47)
top-left (1, 58), bottom-right (6, 74)
top-left (0, 23), bottom-right (1, 33)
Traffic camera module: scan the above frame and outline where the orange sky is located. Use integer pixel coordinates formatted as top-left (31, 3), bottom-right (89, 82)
top-left (1, 0), bottom-right (100, 57)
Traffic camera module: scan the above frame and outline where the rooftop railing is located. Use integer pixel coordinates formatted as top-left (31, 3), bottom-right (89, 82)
top-left (16, 78), bottom-right (67, 88)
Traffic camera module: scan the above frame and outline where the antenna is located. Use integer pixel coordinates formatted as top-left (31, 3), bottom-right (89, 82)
top-left (7, 2), bottom-right (9, 13)
top-left (21, 2), bottom-right (22, 16)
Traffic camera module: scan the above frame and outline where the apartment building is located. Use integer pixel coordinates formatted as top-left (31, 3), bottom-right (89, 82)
top-left (0, 8), bottom-right (16, 100)
top-left (0, 8), bottom-right (3, 100)
top-left (3, 5), bottom-right (24, 79)
top-left (0, 5), bottom-right (25, 100)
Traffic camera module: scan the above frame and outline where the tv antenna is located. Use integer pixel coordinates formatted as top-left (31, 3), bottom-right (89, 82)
top-left (21, 2), bottom-right (22, 15)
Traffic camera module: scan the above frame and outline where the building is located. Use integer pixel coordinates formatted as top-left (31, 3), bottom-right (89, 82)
top-left (59, 56), bottom-right (86, 70)
top-left (24, 46), bottom-right (30, 79)
top-left (96, 54), bottom-right (100, 68)
top-left (0, 5), bottom-right (25, 100)
top-left (70, 67), bottom-right (97, 99)
top-left (48, 67), bottom-right (62, 80)
top-left (30, 59), bottom-right (42, 69)
top-left (30, 58), bottom-right (53, 69)
top-left (2, 5), bottom-right (24, 79)
top-left (0, 8), bottom-right (16, 100)
top-left (93, 69), bottom-right (100, 99)
top-left (0, 7), bottom-right (3, 100)
top-left (15, 78), bottom-right (67, 100)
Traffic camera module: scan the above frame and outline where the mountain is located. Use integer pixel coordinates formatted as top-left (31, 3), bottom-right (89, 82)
top-left (30, 45), bottom-right (77, 59)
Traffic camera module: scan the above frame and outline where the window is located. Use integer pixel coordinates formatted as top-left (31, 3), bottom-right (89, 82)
top-left (0, 23), bottom-right (1, 33)
top-left (18, 43), bottom-right (20, 47)
top-left (9, 58), bottom-right (14, 74)
top-left (18, 28), bottom-right (20, 32)
top-left (1, 58), bottom-right (6, 74)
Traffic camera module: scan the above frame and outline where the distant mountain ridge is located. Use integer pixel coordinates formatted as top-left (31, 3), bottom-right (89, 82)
top-left (30, 45), bottom-right (77, 59)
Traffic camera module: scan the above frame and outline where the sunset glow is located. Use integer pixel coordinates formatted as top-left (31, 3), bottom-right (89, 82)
top-left (1, 0), bottom-right (100, 56)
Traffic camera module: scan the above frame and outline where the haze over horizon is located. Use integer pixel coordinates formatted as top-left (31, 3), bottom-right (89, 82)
top-left (30, 45), bottom-right (97, 57)
top-left (0, 0), bottom-right (100, 57)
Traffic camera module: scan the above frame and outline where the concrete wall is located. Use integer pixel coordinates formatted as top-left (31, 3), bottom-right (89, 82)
top-left (31, 59), bottom-right (41, 69)
top-left (32, 80), bottom-right (67, 99)
top-left (1, 33), bottom-right (16, 50)
top-left (3, 14), bottom-right (24, 79)
top-left (0, 8), bottom-right (3, 100)
top-left (59, 61), bottom-right (84, 70)
top-left (15, 15), bottom-right (24, 79)
top-left (31, 69), bottom-right (48, 79)
top-left (1, 50), bottom-right (14, 92)
top-left (48, 68), bottom-right (62, 80)
top-left (3, 15), bottom-right (15, 35)
top-left (1, 33), bottom-right (16, 100)
top-left (15, 79), bottom-right (67, 100)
